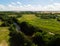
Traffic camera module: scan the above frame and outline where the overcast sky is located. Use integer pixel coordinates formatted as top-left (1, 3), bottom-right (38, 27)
top-left (0, 0), bottom-right (60, 11)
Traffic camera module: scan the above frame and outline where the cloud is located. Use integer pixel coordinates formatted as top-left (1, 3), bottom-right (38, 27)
top-left (50, 0), bottom-right (54, 2)
top-left (11, 2), bottom-right (16, 5)
top-left (0, 4), bottom-right (6, 11)
top-left (17, 2), bottom-right (22, 5)
top-left (0, 2), bottom-right (60, 11)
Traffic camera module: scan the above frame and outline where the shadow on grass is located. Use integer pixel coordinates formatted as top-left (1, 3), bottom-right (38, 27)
top-left (20, 22), bottom-right (42, 36)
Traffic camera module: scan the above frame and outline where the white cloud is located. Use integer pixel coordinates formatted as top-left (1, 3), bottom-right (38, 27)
top-left (0, 4), bottom-right (6, 11)
top-left (0, 2), bottom-right (60, 11)
top-left (17, 2), bottom-right (22, 5)
top-left (11, 2), bottom-right (16, 5)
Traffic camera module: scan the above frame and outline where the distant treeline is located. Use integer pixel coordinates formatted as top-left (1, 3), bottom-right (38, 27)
top-left (0, 11), bottom-right (60, 15)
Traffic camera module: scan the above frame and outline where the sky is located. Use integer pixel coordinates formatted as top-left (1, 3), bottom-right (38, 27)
top-left (0, 0), bottom-right (60, 11)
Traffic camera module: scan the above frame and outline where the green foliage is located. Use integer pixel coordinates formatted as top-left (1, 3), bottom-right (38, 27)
top-left (32, 32), bottom-right (45, 46)
top-left (9, 24), bottom-right (36, 46)
top-left (57, 16), bottom-right (60, 21)
top-left (48, 34), bottom-right (60, 46)
top-left (40, 14), bottom-right (57, 19)
top-left (0, 12), bottom-right (60, 46)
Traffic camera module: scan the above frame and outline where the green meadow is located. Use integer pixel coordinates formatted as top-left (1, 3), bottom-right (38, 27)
top-left (17, 14), bottom-right (60, 34)
top-left (0, 12), bottom-right (60, 46)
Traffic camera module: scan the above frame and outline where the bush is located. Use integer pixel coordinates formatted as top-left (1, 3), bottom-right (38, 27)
top-left (20, 22), bottom-right (42, 36)
top-left (48, 34), bottom-right (60, 46)
top-left (40, 14), bottom-right (57, 19)
top-left (57, 17), bottom-right (60, 21)
top-left (32, 32), bottom-right (45, 46)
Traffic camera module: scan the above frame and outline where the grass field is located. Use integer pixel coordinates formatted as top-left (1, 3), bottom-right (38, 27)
top-left (0, 27), bottom-right (10, 46)
top-left (17, 14), bottom-right (60, 34)
top-left (0, 21), bottom-right (3, 25)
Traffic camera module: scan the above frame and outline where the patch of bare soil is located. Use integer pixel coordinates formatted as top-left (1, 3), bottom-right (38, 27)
top-left (0, 40), bottom-right (8, 46)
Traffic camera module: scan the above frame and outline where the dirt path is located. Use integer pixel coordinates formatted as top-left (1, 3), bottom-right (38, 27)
top-left (0, 40), bottom-right (8, 46)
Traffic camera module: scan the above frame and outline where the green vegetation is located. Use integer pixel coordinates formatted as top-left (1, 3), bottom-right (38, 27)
top-left (0, 21), bottom-right (3, 26)
top-left (17, 14), bottom-right (60, 34)
top-left (0, 27), bottom-right (10, 42)
top-left (0, 11), bottom-right (60, 46)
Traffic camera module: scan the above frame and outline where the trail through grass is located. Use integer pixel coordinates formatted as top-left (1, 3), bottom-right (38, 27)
top-left (0, 27), bottom-right (10, 46)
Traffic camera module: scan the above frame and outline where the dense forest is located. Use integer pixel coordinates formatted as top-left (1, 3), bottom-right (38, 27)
top-left (0, 11), bottom-right (60, 46)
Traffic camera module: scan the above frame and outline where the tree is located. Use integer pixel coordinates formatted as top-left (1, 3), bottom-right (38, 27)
top-left (48, 34), bottom-right (60, 46)
top-left (32, 32), bottom-right (45, 46)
